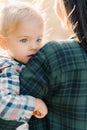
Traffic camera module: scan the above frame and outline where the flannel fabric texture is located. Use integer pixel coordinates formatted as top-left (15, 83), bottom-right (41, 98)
top-left (0, 57), bottom-right (35, 130)
top-left (20, 40), bottom-right (87, 130)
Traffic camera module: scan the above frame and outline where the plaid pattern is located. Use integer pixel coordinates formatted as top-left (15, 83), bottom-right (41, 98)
top-left (0, 119), bottom-right (23, 130)
top-left (20, 40), bottom-right (87, 130)
top-left (0, 56), bottom-right (35, 124)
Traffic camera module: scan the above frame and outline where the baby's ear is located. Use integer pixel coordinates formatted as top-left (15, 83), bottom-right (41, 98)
top-left (0, 34), bottom-right (8, 50)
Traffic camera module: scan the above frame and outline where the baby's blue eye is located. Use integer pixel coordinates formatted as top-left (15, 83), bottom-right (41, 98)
top-left (20, 39), bottom-right (28, 43)
top-left (36, 38), bottom-right (42, 43)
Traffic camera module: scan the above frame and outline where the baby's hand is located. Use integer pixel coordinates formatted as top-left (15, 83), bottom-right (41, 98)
top-left (33, 98), bottom-right (48, 118)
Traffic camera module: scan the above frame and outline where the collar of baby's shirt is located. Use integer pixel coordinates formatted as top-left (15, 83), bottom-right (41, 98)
top-left (0, 56), bottom-right (24, 71)
top-left (13, 58), bottom-right (25, 68)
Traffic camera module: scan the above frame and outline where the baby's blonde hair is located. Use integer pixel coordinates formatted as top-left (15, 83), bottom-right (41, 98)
top-left (0, 1), bottom-right (44, 37)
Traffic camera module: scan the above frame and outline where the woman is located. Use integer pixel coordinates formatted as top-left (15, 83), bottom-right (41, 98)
top-left (20, 0), bottom-right (87, 130)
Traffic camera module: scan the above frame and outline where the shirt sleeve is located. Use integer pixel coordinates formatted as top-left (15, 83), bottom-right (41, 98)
top-left (0, 64), bottom-right (36, 122)
top-left (20, 43), bottom-right (51, 99)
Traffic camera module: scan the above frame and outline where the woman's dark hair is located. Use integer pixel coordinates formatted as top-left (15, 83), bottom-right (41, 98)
top-left (63, 0), bottom-right (87, 51)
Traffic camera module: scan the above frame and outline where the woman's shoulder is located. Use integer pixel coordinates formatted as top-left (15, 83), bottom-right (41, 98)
top-left (41, 39), bottom-right (80, 54)
top-left (45, 39), bottom-right (78, 47)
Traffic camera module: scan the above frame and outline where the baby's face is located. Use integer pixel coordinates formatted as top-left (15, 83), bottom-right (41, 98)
top-left (6, 18), bottom-right (44, 64)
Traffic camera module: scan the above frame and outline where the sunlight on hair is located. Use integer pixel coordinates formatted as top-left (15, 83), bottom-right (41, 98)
top-left (0, 0), bottom-right (71, 43)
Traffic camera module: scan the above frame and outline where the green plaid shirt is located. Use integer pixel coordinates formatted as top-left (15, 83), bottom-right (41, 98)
top-left (20, 40), bottom-right (87, 130)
